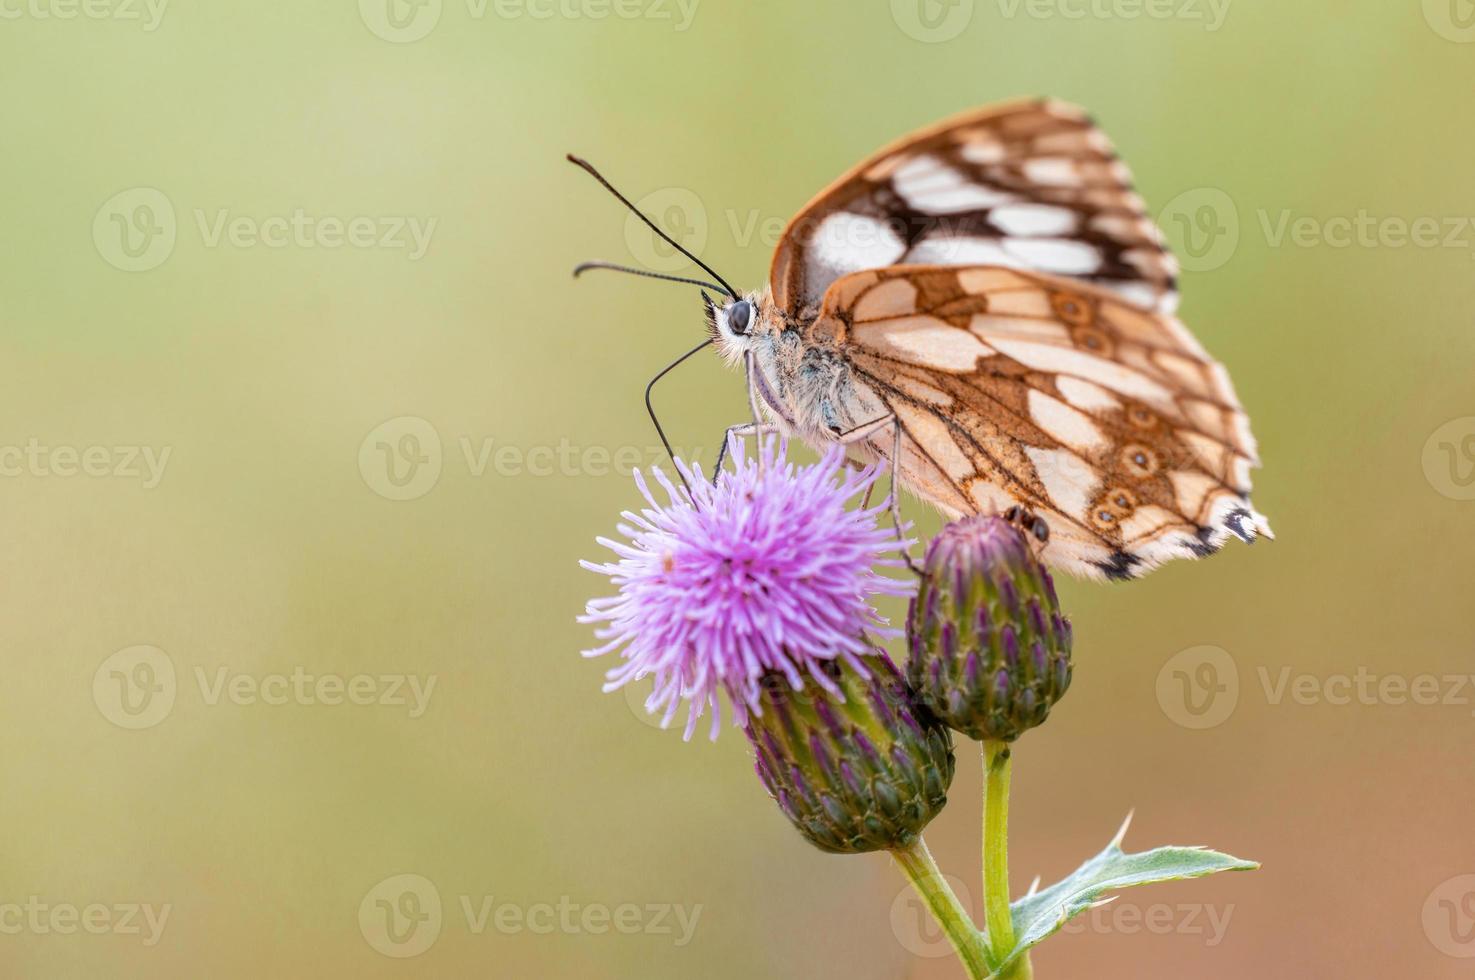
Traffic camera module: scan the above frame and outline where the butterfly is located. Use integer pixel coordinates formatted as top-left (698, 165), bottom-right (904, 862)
top-left (571, 97), bottom-right (1271, 581)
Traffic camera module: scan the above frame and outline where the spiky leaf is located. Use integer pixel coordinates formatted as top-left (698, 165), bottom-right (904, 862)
top-left (995, 815), bottom-right (1258, 973)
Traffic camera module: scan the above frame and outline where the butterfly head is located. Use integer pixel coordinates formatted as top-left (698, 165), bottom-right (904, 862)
top-left (703, 291), bottom-right (773, 364)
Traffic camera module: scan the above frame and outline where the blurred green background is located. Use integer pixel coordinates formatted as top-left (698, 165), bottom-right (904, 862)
top-left (3, 2), bottom-right (1474, 977)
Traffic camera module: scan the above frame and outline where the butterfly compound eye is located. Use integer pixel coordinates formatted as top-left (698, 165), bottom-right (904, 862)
top-left (727, 300), bottom-right (752, 336)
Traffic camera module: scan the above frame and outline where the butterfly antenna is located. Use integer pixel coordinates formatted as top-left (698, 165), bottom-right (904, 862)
top-left (645, 338), bottom-right (715, 498)
top-left (572, 260), bottom-right (728, 294)
top-left (566, 154), bottom-right (740, 301)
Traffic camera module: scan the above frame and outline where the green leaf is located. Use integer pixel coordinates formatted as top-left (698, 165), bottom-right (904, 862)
top-left (995, 813), bottom-right (1258, 973)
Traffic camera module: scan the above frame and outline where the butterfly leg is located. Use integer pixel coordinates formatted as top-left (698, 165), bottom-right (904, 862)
top-left (833, 414), bottom-right (921, 574)
top-left (886, 420), bottom-right (921, 574)
top-left (711, 422), bottom-right (780, 484)
top-left (831, 415), bottom-right (893, 508)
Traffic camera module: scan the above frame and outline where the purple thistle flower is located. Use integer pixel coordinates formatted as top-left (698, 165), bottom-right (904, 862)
top-left (906, 515), bottom-right (1074, 742)
top-left (580, 437), bottom-right (914, 740)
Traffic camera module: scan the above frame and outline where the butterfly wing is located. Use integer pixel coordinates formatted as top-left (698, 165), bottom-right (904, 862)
top-left (814, 264), bottom-right (1270, 581)
top-left (769, 98), bottom-right (1178, 322)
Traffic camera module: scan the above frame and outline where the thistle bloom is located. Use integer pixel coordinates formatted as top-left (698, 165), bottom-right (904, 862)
top-left (748, 649), bottom-right (955, 853)
top-left (580, 437), bottom-right (914, 739)
top-left (907, 515), bottom-right (1074, 742)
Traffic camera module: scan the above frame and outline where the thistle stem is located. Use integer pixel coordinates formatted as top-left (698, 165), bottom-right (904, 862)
top-left (890, 837), bottom-right (993, 980)
top-left (983, 740), bottom-right (1032, 979)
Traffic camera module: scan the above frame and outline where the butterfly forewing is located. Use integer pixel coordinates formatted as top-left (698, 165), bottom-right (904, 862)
top-left (769, 98), bottom-right (1180, 322)
top-left (810, 264), bottom-right (1269, 581)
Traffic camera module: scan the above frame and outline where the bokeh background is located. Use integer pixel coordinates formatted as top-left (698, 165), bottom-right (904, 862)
top-left (3, 2), bottom-right (1474, 977)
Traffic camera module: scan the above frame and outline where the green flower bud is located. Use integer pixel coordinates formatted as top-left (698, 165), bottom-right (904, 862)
top-left (907, 516), bottom-right (1074, 742)
top-left (746, 650), bottom-right (955, 854)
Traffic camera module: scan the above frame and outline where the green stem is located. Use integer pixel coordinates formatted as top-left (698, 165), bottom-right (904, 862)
top-left (983, 741), bottom-right (1032, 979)
top-left (890, 837), bottom-right (993, 980)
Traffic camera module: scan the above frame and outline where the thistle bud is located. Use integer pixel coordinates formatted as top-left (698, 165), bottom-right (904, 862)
top-left (907, 516), bottom-right (1073, 742)
top-left (746, 649), bottom-right (955, 854)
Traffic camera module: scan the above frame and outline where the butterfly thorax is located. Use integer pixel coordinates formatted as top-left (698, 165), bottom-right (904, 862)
top-left (714, 289), bottom-right (888, 448)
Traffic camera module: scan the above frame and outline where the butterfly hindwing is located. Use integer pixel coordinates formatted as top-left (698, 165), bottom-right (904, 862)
top-left (769, 98), bottom-right (1179, 323)
top-left (811, 264), bottom-right (1269, 581)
